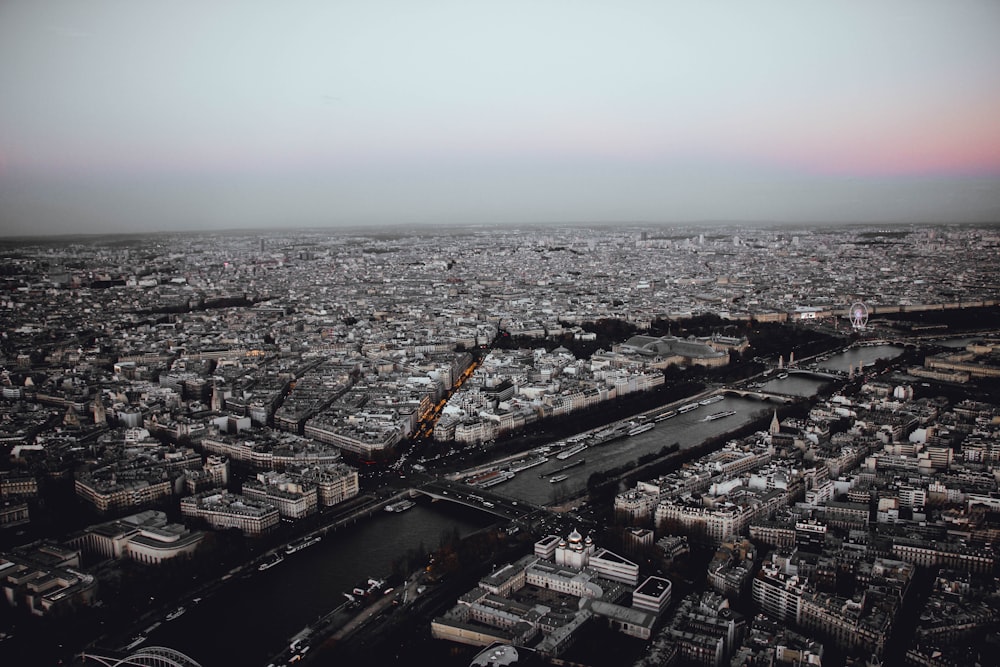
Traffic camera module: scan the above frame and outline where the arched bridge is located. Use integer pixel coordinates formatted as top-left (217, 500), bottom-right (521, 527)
top-left (722, 389), bottom-right (798, 404)
top-left (785, 368), bottom-right (847, 380)
top-left (78, 647), bottom-right (202, 667)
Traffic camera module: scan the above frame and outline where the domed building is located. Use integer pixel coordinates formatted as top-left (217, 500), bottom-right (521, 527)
top-left (617, 334), bottom-right (729, 368)
top-left (534, 528), bottom-right (640, 587)
top-left (554, 528), bottom-right (594, 570)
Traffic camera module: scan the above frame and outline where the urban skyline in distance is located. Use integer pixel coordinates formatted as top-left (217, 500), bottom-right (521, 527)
top-left (2, 1), bottom-right (1000, 235)
top-left (1, 222), bottom-right (999, 667)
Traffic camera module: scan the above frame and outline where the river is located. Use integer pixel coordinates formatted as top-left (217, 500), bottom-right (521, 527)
top-left (759, 373), bottom-right (830, 398)
top-left (482, 395), bottom-right (775, 507)
top-left (816, 344), bottom-right (904, 372)
top-left (141, 503), bottom-right (494, 666)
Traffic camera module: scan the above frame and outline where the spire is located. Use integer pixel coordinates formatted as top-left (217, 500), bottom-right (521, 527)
top-left (769, 410), bottom-right (781, 435)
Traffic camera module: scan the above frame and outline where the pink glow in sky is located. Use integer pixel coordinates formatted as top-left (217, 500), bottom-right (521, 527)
top-left (1, 0), bottom-right (999, 234)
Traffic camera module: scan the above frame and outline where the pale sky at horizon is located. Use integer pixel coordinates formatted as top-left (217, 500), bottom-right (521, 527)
top-left (2, 0), bottom-right (1000, 235)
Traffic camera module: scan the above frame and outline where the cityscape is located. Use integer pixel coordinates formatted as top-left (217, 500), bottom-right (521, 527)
top-left (0, 222), bottom-right (999, 667)
top-left (3, 2), bottom-right (1000, 665)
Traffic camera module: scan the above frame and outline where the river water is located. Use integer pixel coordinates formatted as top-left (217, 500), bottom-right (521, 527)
top-left (143, 503), bottom-right (493, 666)
top-left (759, 374), bottom-right (830, 398)
top-left (816, 344), bottom-right (904, 372)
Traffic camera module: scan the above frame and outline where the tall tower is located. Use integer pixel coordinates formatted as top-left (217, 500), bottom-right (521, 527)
top-left (211, 382), bottom-right (224, 412)
top-left (93, 397), bottom-right (107, 426)
top-left (769, 411), bottom-right (781, 436)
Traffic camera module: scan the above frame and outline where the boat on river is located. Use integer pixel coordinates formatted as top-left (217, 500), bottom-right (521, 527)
top-left (479, 471), bottom-right (515, 488)
top-left (258, 554), bottom-right (285, 571)
top-left (124, 635), bottom-right (147, 651)
top-left (540, 458), bottom-right (585, 478)
top-left (286, 535), bottom-right (323, 553)
top-left (384, 500), bottom-right (416, 513)
top-left (556, 443), bottom-right (587, 460)
top-left (628, 423), bottom-right (654, 436)
top-left (466, 469), bottom-right (515, 487)
top-left (509, 455), bottom-right (549, 472)
top-left (589, 424), bottom-right (628, 445)
top-left (166, 606), bottom-right (186, 621)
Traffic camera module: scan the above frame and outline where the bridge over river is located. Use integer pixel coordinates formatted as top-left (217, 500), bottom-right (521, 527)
top-left (721, 388), bottom-right (799, 403)
top-left (412, 478), bottom-right (547, 521)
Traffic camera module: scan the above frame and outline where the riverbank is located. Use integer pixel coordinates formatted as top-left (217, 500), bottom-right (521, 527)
top-left (441, 386), bottom-right (720, 485)
top-left (546, 401), bottom-right (802, 513)
top-left (424, 380), bottom-right (708, 472)
top-left (265, 570), bottom-right (428, 666)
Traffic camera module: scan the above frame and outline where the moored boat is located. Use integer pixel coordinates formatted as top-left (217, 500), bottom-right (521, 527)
top-left (286, 535), bottom-right (323, 553)
top-left (384, 500), bottom-right (416, 513)
top-left (539, 458), bottom-right (585, 477)
top-left (478, 470), bottom-right (515, 488)
top-left (124, 636), bottom-right (147, 651)
top-left (556, 443), bottom-right (587, 460)
top-left (258, 553), bottom-right (285, 571)
top-left (589, 425), bottom-right (628, 445)
top-left (508, 455), bottom-right (549, 472)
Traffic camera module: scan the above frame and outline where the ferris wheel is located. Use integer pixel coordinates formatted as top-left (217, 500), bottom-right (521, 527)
top-left (849, 302), bottom-right (869, 330)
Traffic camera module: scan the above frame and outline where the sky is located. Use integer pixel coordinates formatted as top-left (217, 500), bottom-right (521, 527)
top-left (1, 1), bottom-right (1000, 235)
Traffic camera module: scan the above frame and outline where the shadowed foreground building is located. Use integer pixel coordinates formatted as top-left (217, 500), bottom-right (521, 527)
top-left (432, 530), bottom-right (671, 658)
top-left (67, 510), bottom-right (204, 565)
top-left (0, 542), bottom-right (97, 617)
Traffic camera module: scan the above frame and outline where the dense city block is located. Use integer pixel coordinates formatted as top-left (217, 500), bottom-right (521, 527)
top-left (1, 224), bottom-right (999, 667)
